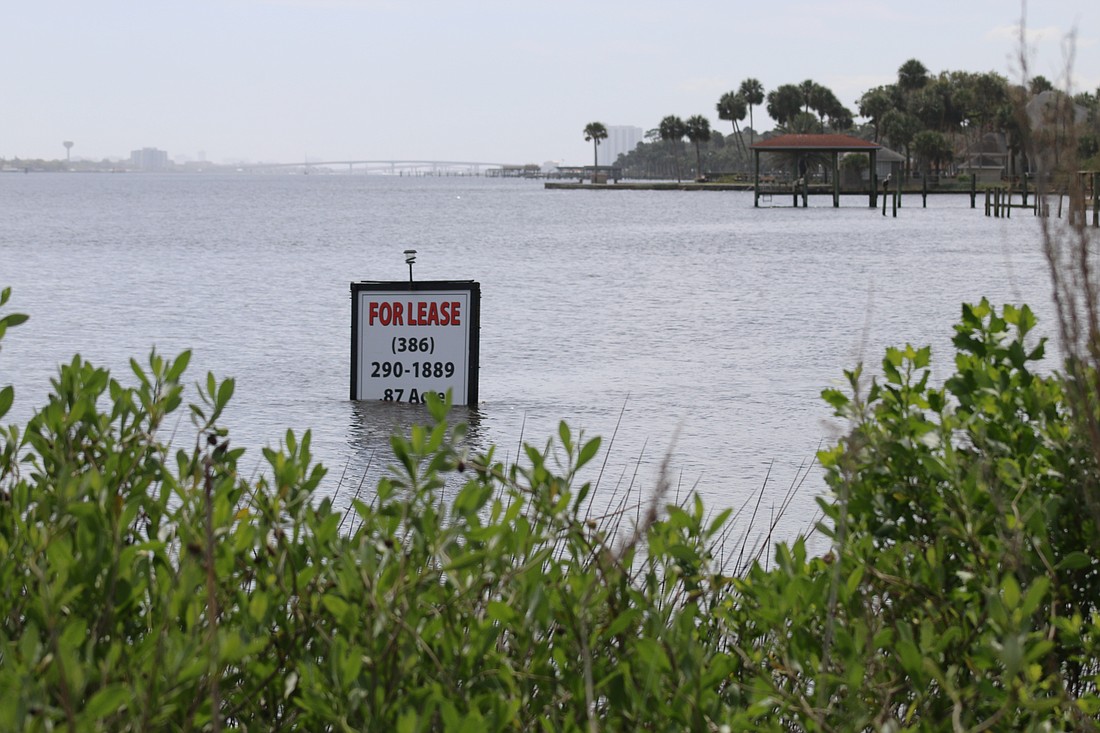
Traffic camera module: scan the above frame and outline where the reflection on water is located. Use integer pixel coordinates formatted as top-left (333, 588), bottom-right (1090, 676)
top-left (340, 400), bottom-right (488, 509)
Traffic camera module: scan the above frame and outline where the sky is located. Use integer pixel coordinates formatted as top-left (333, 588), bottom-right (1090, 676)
top-left (4, 0), bottom-right (1099, 166)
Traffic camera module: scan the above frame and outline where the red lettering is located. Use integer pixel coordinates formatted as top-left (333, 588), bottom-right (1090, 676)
top-left (367, 299), bottom-right (463, 327)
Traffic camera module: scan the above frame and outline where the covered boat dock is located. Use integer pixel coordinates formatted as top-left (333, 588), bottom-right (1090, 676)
top-left (751, 134), bottom-right (882, 208)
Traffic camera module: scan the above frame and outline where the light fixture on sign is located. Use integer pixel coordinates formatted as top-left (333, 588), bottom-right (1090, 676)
top-left (404, 249), bottom-right (417, 284)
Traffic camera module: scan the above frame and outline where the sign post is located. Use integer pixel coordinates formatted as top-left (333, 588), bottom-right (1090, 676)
top-left (351, 280), bottom-right (480, 405)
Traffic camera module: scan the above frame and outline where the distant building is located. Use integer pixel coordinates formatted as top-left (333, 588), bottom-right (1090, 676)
top-left (130, 148), bottom-right (169, 171)
top-left (597, 125), bottom-right (643, 166)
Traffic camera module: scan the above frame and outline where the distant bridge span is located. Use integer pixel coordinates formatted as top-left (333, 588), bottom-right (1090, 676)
top-left (242, 160), bottom-right (512, 175)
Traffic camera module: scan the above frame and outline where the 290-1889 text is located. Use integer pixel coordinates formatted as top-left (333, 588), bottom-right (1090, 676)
top-left (370, 361), bottom-right (455, 379)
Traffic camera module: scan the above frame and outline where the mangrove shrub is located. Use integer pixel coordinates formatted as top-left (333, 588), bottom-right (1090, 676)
top-left (2, 286), bottom-right (1099, 731)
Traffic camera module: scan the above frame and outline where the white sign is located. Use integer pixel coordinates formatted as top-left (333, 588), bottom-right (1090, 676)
top-left (352, 283), bottom-right (479, 405)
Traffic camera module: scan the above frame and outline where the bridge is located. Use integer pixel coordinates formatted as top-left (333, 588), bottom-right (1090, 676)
top-left (240, 160), bottom-right (512, 176)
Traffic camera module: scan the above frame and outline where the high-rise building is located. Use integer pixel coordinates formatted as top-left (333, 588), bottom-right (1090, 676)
top-left (130, 148), bottom-right (169, 171)
top-left (597, 126), bottom-right (643, 166)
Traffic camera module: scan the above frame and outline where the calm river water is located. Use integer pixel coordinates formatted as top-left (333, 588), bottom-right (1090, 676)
top-left (0, 173), bottom-right (1066, 548)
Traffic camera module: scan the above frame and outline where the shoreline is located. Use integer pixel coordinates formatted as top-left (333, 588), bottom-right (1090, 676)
top-left (545, 180), bottom-right (984, 194)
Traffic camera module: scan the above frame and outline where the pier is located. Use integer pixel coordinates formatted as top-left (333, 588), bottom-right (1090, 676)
top-left (983, 171), bottom-right (1099, 226)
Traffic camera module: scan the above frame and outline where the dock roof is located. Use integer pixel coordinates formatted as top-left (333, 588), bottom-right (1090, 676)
top-left (751, 134), bottom-right (881, 152)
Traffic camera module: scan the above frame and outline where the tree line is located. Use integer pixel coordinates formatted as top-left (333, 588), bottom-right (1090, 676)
top-left (585, 59), bottom-right (1100, 181)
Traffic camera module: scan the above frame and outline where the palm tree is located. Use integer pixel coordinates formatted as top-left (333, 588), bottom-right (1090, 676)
top-left (1029, 75), bottom-right (1054, 95)
top-left (716, 91), bottom-right (748, 156)
top-left (684, 115), bottom-right (712, 180)
top-left (912, 130), bottom-right (952, 178)
top-left (739, 78), bottom-right (765, 147)
top-left (659, 115), bottom-right (686, 181)
top-left (883, 109), bottom-right (921, 179)
top-left (808, 85), bottom-right (846, 132)
top-left (897, 59), bottom-right (930, 93)
top-left (859, 87), bottom-right (894, 141)
top-left (767, 85), bottom-right (804, 129)
top-left (583, 122), bottom-right (608, 182)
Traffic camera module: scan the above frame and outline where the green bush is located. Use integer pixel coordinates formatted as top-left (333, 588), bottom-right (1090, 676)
top-left (720, 300), bottom-right (1100, 730)
top-left (0, 287), bottom-right (738, 731)
top-left (2, 286), bottom-right (1099, 731)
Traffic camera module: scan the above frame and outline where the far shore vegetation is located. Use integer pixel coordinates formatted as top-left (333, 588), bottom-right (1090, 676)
top-left (596, 59), bottom-right (1099, 184)
top-left (7, 59), bottom-right (1100, 184)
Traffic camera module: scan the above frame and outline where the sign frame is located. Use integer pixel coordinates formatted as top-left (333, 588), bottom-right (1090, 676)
top-left (350, 280), bottom-right (480, 405)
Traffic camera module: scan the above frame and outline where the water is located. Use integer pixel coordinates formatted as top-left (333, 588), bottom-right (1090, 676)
top-left (0, 173), bottom-right (1064, 547)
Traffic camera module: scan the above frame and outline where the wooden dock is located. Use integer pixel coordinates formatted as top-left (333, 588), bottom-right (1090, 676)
top-left (983, 171), bottom-right (1099, 226)
top-left (544, 181), bottom-right (753, 191)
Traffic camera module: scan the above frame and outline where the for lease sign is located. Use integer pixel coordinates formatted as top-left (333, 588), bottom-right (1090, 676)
top-left (351, 282), bottom-right (480, 405)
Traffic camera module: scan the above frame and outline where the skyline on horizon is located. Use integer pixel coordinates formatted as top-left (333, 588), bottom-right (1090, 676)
top-left (5, 1), bottom-right (1099, 167)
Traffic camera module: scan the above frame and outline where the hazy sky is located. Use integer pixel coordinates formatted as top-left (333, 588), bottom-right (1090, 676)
top-left (5, 0), bottom-right (1098, 165)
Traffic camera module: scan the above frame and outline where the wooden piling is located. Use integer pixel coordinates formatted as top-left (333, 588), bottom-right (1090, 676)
top-left (1093, 172), bottom-right (1099, 227)
top-left (832, 154), bottom-right (840, 208)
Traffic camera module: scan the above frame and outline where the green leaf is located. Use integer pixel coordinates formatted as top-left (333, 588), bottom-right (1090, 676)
top-left (322, 595), bottom-right (350, 618)
top-left (577, 436), bottom-right (601, 469)
top-left (1002, 574), bottom-right (1021, 610)
top-left (558, 421), bottom-right (572, 451)
top-left (821, 388), bottom-right (849, 412)
top-left (707, 507), bottom-right (732, 538)
top-left (130, 357), bottom-right (151, 387)
top-left (633, 638), bottom-right (670, 673)
top-left (249, 592), bottom-right (269, 621)
top-left (845, 566), bottom-right (865, 597)
top-left (0, 386), bottom-right (12, 420)
top-left (216, 378), bottom-right (235, 408)
top-left (1057, 552), bottom-right (1093, 571)
top-left (0, 312), bottom-right (28, 328)
top-left (896, 638), bottom-right (922, 674)
top-left (397, 709), bottom-right (419, 733)
top-left (83, 683), bottom-right (130, 720)
top-left (487, 601), bottom-right (517, 623)
top-left (166, 350), bottom-right (192, 382)
top-left (605, 608), bottom-right (640, 637)
top-left (445, 550), bottom-right (487, 572)
top-left (1021, 576), bottom-right (1050, 617)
